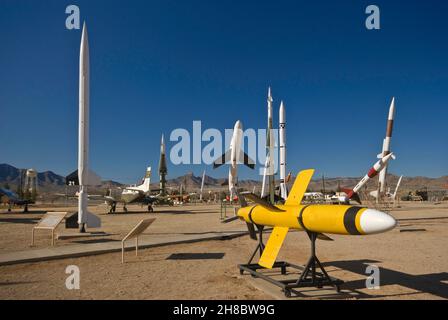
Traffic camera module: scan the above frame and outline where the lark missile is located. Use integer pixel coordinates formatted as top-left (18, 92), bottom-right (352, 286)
top-left (78, 22), bottom-right (101, 231)
top-left (377, 98), bottom-right (396, 193)
top-left (237, 169), bottom-right (396, 269)
top-left (279, 101), bottom-right (287, 200)
top-left (213, 121), bottom-right (254, 199)
top-left (159, 134), bottom-right (167, 195)
top-left (343, 153), bottom-right (395, 203)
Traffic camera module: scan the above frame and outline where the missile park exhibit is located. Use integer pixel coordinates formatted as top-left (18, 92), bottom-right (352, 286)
top-left (0, 1), bottom-right (447, 308)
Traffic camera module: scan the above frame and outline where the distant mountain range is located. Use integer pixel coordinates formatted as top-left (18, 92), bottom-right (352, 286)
top-left (1, 163), bottom-right (447, 195)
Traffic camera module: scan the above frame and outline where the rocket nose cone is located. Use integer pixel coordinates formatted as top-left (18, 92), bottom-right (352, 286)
top-left (360, 209), bottom-right (396, 234)
top-left (234, 120), bottom-right (243, 130)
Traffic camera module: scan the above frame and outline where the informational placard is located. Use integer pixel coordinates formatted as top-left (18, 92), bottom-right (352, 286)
top-left (122, 218), bottom-right (156, 263)
top-left (32, 212), bottom-right (67, 246)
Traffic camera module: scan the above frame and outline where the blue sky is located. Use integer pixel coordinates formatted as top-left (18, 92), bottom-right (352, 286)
top-left (1, 0), bottom-right (447, 183)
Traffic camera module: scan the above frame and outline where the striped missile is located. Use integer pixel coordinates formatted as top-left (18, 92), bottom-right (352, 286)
top-left (344, 152), bottom-right (395, 203)
top-left (236, 169), bottom-right (396, 269)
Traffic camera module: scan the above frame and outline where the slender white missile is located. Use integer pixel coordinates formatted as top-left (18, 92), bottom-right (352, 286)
top-left (266, 87), bottom-right (275, 203)
top-left (78, 22), bottom-right (101, 231)
top-left (279, 101), bottom-right (287, 200)
top-left (344, 153), bottom-right (395, 203)
top-left (377, 97), bottom-right (395, 193)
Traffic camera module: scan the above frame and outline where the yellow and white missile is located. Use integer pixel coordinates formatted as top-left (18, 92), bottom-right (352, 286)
top-left (237, 169), bottom-right (396, 269)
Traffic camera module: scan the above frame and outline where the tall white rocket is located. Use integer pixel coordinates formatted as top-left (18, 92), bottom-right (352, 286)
top-left (279, 101), bottom-right (287, 200)
top-left (377, 97), bottom-right (396, 194)
top-left (78, 22), bottom-right (101, 231)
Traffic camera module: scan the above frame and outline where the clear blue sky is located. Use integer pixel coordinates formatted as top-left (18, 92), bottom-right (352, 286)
top-left (1, 0), bottom-right (447, 183)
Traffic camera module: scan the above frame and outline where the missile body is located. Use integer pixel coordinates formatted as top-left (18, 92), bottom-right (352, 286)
top-left (77, 23), bottom-right (101, 230)
top-left (346, 153), bottom-right (395, 200)
top-left (279, 101), bottom-right (287, 200)
top-left (266, 88), bottom-right (276, 204)
top-left (378, 98), bottom-right (395, 193)
top-left (159, 135), bottom-right (167, 195)
top-left (238, 204), bottom-right (396, 236)
top-left (228, 120), bottom-right (243, 198)
top-left (236, 169), bottom-right (396, 269)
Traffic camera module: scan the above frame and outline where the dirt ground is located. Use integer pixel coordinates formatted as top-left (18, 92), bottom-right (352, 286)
top-left (0, 202), bottom-right (447, 300)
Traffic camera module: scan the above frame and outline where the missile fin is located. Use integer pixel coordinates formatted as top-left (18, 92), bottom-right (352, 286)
top-left (284, 169), bottom-right (314, 206)
top-left (213, 150), bottom-right (232, 168)
top-left (246, 222), bottom-right (257, 240)
top-left (240, 192), bottom-right (285, 212)
top-left (237, 150), bottom-right (256, 169)
top-left (317, 233), bottom-right (334, 241)
top-left (222, 216), bottom-right (239, 223)
top-left (259, 226), bottom-right (289, 269)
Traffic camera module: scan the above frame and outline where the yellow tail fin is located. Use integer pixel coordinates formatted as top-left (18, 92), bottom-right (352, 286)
top-left (258, 226), bottom-right (289, 269)
top-left (284, 169), bottom-right (314, 206)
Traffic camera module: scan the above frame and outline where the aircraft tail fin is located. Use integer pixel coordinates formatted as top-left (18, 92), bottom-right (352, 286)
top-left (259, 226), bottom-right (289, 269)
top-left (284, 169), bottom-right (314, 206)
top-left (141, 167), bottom-right (151, 192)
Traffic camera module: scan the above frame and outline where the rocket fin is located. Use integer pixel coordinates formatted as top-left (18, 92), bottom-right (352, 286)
top-left (213, 150), bottom-right (232, 168)
top-left (85, 210), bottom-right (101, 228)
top-left (284, 169), bottom-right (314, 206)
top-left (237, 150), bottom-right (255, 169)
top-left (259, 226), bottom-right (289, 269)
top-left (240, 192), bottom-right (285, 212)
top-left (86, 169), bottom-right (101, 186)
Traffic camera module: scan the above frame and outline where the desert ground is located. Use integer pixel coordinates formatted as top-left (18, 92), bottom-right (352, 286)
top-left (0, 201), bottom-right (447, 300)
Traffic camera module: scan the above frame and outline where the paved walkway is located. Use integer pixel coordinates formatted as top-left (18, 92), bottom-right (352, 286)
top-left (0, 230), bottom-right (247, 266)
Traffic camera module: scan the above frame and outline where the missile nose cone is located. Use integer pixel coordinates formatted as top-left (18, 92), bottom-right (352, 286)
top-left (388, 97), bottom-right (396, 119)
top-left (234, 120), bottom-right (243, 130)
top-left (360, 209), bottom-right (396, 234)
top-left (267, 87), bottom-right (273, 102)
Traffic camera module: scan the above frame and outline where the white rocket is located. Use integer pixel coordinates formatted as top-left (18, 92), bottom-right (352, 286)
top-left (377, 97), bottom-right (396, 193)
top-left (279, 101), bottom-right (287, 200)
top-left (78, 22), bottom-right (101, 231)
top-left (213, 120), bottom-right (254, 199)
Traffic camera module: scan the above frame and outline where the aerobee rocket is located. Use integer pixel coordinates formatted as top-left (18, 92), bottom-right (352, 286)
top-left (237, 169), bottom-right (397, 269)
top-left (377, 98), bottom-right (396, 193)
top-left (77, 22), bottom-right (101, 232)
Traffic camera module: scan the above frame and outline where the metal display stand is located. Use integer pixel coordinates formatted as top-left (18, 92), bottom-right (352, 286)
top-left (239, 231), bottom-right (343, 297)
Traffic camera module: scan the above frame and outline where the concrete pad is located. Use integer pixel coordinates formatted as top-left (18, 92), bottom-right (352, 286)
top-left (0, 230), bottom-right (248, 266)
